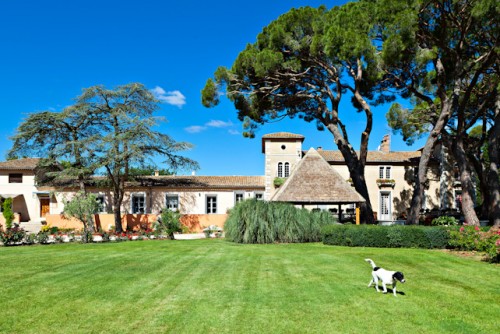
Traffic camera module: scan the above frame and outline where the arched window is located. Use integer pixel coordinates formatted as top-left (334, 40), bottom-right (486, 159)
top-left (284, 162), bottom-right (290, 177)
top-left (277, 162), bottom-right (283, 177)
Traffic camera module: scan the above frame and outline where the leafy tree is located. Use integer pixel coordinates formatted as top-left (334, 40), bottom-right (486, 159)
top-left (63, 192), bottom-right (100, 243)
top-left (75, 83), bottom-right (198, 232)
top-left (377, 0), bottom-right (499, 225)
top-left (2, 198), bottom-right (14, 229)
top-left (128, 165), bottom-right (175, 177)
top-left (9, 105), bottom-right (100, 192)
top-left (9, 83), bottom-right (198, 233)
top-left (202, 3), bottom-right (392, 224)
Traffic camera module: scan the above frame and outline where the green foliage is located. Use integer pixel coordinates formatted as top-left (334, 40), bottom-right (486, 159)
top-left (273, 177), bottom-right (285, 188)
top-left (0, 226), bottom-right (26, 246)
top-left (2, 198), bottom-right (14, 229)
top-left (63, 192), bottom-right (100, 243)
top-left (128, 165), bottom-right (174, 177)
top-left (224, 199), bottom-right (336, 244)
top-left (449, 226), bottom-right (500, 262)
top-left (432, 216), bottom-right (458, 226)
top-left (322, 224), bottom-right (449, 249)
top-left (159, 209), bottom-right (182, 240)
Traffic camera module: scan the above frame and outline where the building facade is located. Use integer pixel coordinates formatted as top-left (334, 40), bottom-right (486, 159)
top-left (0, 132), bottom-right (452, 231)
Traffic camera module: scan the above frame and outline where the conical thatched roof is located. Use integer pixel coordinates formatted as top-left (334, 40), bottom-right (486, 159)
top-left (272, 148), bottom-right (365, 204)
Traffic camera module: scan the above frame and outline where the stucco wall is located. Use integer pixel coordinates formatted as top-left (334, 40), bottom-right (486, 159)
top-left (45, 213), bottom-right (227, 233)
top-left (0, 171), bottom-right (41, 223)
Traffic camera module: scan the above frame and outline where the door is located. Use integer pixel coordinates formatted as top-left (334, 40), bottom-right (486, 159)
top-left (379, 192), bottom-right (392, 221)
top-left (40, 198), bottom-right (50, 218)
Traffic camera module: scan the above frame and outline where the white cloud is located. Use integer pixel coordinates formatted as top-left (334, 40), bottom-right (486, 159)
top-left (184, 120), bottom-right (238, 134)
top-left (206, 120), bottom-right (233, 128)
top-left (185, 125), bottom-right (206, 133)
top-left (151, 86), bottom-right (186, 108)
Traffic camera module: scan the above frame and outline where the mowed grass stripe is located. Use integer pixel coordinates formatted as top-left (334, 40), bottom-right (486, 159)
top-left (1, 240), bottom-right (499, 334)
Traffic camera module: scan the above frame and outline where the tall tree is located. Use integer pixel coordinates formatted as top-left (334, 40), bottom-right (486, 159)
top-left (76, 83), bottom-right (198, 232)
top-left (377, 0), bottom-right (499, 225)
top-left (9, 83), bottom-right (198, 233)
top-left (202, 3), bottom-right (392, 224)
top-left (9, 104), bottom-right (99, 191)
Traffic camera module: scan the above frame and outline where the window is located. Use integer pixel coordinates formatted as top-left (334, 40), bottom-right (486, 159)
top-left (379, 166), bottom-right (391, 179)
top-left (95, 194), bottom-right (106, 213)
top-left (254, 192), bottom-right (264, 201)
top-left (284, 162), bottom-right (290, 177)
top-left (166, 194), bottom-right (179, 211)
top-left (206, 195), bottom-right (217, 214)
top-left (277, 162), bottom-right (283, 177)
top-left (131, 193), bottom-right (146, 214)
top-left (8, 173), bottom-right (22, 183)
top-left (235, 192), bottom-right (244, 204)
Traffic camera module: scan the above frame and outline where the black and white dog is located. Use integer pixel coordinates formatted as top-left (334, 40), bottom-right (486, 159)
top-left (365, 258), bottom-right (405, 296)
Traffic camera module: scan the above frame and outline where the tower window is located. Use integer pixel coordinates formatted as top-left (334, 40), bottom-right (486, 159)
top-left (277, 162), bottom-right (283, 177)
top-left (284, 162), bottom-right (290, 177)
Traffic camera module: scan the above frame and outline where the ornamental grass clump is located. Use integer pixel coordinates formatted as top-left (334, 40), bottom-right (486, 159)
top-left (224, 199), bottom-right (335, 244)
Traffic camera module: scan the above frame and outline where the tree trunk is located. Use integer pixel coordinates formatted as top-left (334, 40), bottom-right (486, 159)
top-left (488, 102), bottom-right (500, 226)
top-left (407, 108), bottom-right (453, 224)
top-left (113, 191), bottom-right (123, 233)
top-left (351, 171), bottom-right (375, 224)
top-left (326, 124), bottom-right (375, 224)
top-left (451, 138), bottom-right (480, 226)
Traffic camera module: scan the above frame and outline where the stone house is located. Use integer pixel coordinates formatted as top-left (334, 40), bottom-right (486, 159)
top-left (0, 132), bottom-right (453, 232)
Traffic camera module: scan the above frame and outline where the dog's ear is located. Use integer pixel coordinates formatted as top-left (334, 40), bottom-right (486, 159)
top-left (393, 272), bottom-right (405, 282)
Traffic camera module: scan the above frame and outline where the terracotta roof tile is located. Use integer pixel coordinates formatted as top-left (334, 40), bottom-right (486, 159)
top-left (262, 132), bottom-right (305, 140)
top-left (145, 175), bottom-right (265, 189)
top-left (313, 150), bottom-right (421, 163)
top-left (0, 158), bottom-right (41, 170)
top-left (272, 148), bottom-right (365, 204)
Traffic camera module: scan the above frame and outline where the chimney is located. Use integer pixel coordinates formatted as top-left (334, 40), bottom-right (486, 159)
top-left (380, 135), bottom-right (390, 153)
top-left (154, 170), bottom-right (159, 176)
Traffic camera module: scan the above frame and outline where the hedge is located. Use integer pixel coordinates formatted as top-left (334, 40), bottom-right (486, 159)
top-left (322, 224), bottom-right (449, 249)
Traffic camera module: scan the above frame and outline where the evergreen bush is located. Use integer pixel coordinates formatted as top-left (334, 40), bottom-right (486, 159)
top-left (2, 198), bottom-right (14, 229)
top-left (322, 224), bottom-right (449, 249)
top-left (224, 199), bottom-right (336, 244)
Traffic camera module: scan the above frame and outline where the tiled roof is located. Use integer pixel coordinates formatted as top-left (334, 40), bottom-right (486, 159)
top-left (262, 132), bottom-right (305, 153)
top-left (313, 150), bottom-right (421, 163)
top-left (0, 158), bottom-right (41, 170)
top-left (272, 148), bottom-right (365, 204)
top-left (141, 175), bottom-right (265, 189)
top-left (262, 132), bottom-right (305, 140)
top-left (43, 175), bottom-right (266, 190)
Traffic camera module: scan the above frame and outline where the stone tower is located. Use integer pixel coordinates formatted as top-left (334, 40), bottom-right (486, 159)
top-left (261, 132), bottom-right (305, 200)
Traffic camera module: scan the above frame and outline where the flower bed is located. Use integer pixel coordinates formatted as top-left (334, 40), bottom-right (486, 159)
top-left (448, 224), bottom-right (500, 262)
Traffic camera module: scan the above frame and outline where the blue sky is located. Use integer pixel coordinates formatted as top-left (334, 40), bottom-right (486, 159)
top-left (0, 0), bottom-right (425, 176)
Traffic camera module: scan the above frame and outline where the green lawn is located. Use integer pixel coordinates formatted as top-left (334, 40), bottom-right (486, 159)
top-left (1, 240), bottom-right (498, 334)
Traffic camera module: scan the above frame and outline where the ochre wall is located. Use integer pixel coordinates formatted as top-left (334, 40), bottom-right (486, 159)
top-left (45, 213), bottom-right (228, 232)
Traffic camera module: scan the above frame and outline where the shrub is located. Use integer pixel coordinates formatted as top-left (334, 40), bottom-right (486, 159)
top-left (224, 199), bottom-right (336, 244)
top-left (432, 216), bottom-right (458, 226)
top-left (2, 198), bottom-right (14, 229)
top-left (37, 231), bottom-right (50, 244)
top-left (0, 226), bottom-right (26, 246)
top-left (159, 209), bottom-right (182, 240)
top-left (449, 225), bottom-right (500, 262)
top-left (322, 224), bottom-right (449, 249)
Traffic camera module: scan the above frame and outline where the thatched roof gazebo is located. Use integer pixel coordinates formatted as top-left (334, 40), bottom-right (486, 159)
top-left (271, 148), bottom-right (365, 221)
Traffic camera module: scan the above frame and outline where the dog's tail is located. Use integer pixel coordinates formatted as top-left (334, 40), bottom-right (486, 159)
top-left (364, 258), bottom-right (376, 269)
